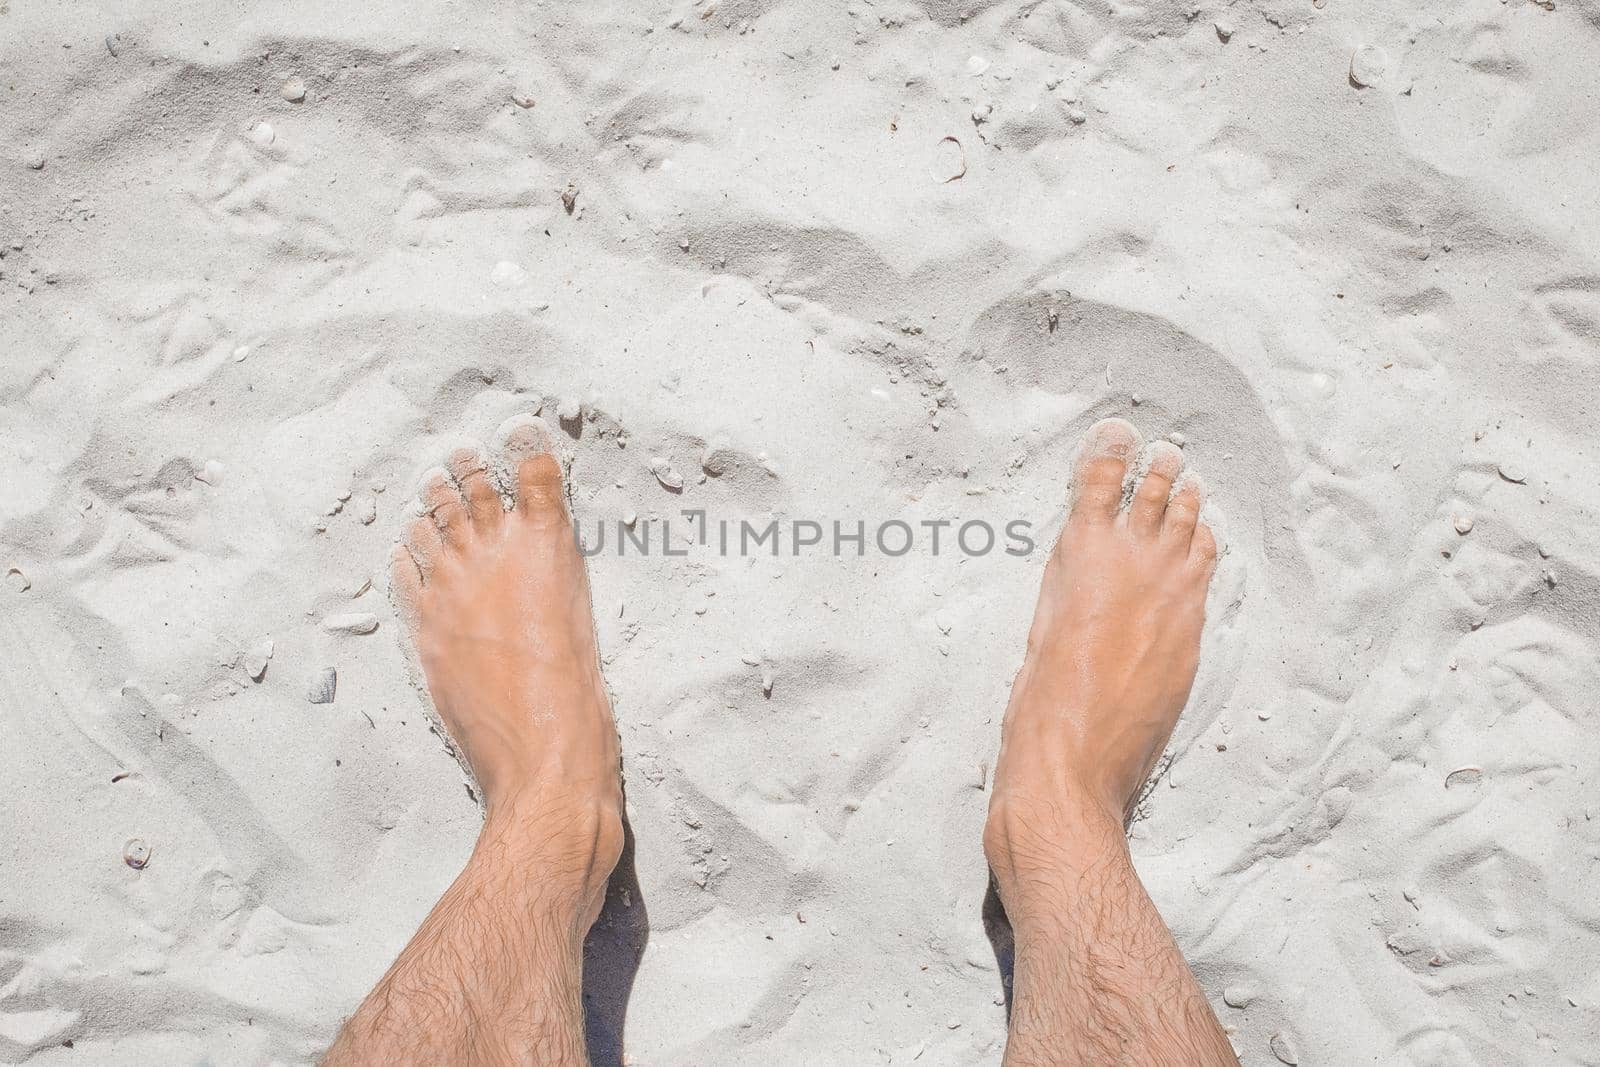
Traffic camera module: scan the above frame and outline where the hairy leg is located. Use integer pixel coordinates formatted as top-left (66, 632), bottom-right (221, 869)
top-left (324, 418), bottom-right (623, 1066)
top-left (984, 418), bottom-right (1236, 1066)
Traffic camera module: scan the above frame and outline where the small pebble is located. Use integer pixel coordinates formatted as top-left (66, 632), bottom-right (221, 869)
top-left (511, 92), bottom-right (537, 108)
top-left (1222, 985), bottom-right (1254, 1008)
top-left (250, 122), bottom-right (275, 146)
top-left (1215, 21), bottom-right (1233, 41)
top-left (1270, 1031), bottom-right (1300, 1064)
top-left (280, 77), bottom-right (307, 103)
top-left (358, 495), bottom-right (377, 525)
top-left (307, 667), bottom-right (338, 704)
top-left (1167, 432), bottom-right (1186, 448)
top-left (123, 838), bottom-right (151, 870)
top-left (26, 154), bottom-right (46, 171)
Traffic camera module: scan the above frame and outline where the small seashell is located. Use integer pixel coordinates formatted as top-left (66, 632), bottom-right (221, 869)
top-left (195, 460), bottom-right (225, 486)
top-left (5, 566), bottom-right (29, 592)
top-left (511, 92), bottom-right (537, 108)
top-left (280, 77), bottom-right (306, 103)
top-left (561, 184), bottom-right (578, 214)
top-left (1453, 514), bottom-right (1474, 535)
top-left (233, 344), bottom-right (251, 361)
top-left (1215, 20), bottom-right (1233, 41)
top-left (1444, 765), bottom-right (1482, 789)
top-left (322, 613), bottom-right (378, 635)
top-left (250, 121), bottom-right (274, 146)
top-left (1497, 462), bottom-right (1527, 484)
top-left (1270, 1031), bottom-right (1300, 1064)
top-left (761, 666), bottom-right (775, 696)
top-left (307, 667), bottom-right (338, 704)
top-left (1167, 431), bottom-right (1186, 448)
top-left (649, 457), bottom-right (684, 491)
top-left (123, 837), bottom-right (151, 870)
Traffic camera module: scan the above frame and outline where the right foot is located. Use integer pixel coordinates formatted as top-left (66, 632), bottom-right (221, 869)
top-left (985, 418), bottom-right (1218, 906)
top-left (390, 417), bottom-right (623, 924)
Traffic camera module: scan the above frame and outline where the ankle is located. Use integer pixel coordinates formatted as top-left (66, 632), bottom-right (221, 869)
top-left (479, 789), bottom-right (625, 917)
top-left (983, 791), bottom-right (1127, 919)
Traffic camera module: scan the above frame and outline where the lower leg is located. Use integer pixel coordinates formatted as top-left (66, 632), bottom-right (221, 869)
top-left (323, 798), bottom-right (616, 1066)
top-left (985, 418), bottom-right (1235, 1065)
top-left (324, 419), bottom-right (623, 1065)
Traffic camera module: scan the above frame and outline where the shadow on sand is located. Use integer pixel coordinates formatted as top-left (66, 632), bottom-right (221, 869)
top-left (581, 814), bottom-right (649, 1066)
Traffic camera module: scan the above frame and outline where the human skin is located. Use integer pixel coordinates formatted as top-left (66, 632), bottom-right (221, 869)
top-left (984, 417), bottom-right (1237, 1065)
top-left (323, 417), bottom-right (623, 1067)
top-left (324, 414), bottom-right (1233, 1065)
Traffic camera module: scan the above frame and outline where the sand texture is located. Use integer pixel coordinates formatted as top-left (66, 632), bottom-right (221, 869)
top-left (3, 0), bottom-right (1599, 1063)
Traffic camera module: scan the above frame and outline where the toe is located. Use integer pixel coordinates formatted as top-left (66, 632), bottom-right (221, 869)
top-left (1189, 521), bottom-right (1219, 576)
top-left (448, 443), bottom-right (503, 529)
top-left (496, 415), bottom-right (568, 519)
top-left (403, 514), bottom-right (445, 575)
top-left (1128, 441), bottom-right (1185, 536)
top-left (1164, 472), bottom-right (1207, 544)
top-left (389, 544), bottom-right (423, 626)
top-left (418, 467), bottom-right (470, 545)
top-left (1069, 418), bottom-right (1144, 524)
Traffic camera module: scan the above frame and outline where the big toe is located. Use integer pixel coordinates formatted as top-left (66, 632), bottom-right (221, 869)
top-left (1069, 417), bottom-right (1144, 523)
top-left (495, 415), bottom-right (568, 519)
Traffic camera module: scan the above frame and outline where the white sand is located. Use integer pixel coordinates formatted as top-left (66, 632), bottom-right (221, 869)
top-left (3, 1), bottom-right (1598, 1063)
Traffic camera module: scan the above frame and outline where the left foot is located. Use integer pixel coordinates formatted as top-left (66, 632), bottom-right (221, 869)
top-left (390, 417), bottom-right (623, 922)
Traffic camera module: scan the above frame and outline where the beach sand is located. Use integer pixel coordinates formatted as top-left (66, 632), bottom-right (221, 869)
top-left (2, 0), bottom-right (1598, 1062)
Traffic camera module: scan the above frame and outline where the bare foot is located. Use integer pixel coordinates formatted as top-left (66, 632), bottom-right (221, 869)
top-left (390, 416), bottom-right (623, 924)
top-left (986, 417), bottom-right (1217, 901)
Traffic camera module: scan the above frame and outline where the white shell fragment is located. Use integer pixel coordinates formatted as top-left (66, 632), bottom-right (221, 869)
top-left (491, 260), bottom-right (528, 288)
top-left (123, 838), bottom-right (151, 870)
top-left (1497, 462), bottom-right (1527, 484)
top-left (307, 667), bottom-right (338, 704)
top-left (195, 459), bottom-right (226, 486)
top-left (250, 122), bottom-right (274, 146)
top-left (1270, 1030), bottom-right (1300, 1064)
top-left (281, 77), bottom-right (307, 102)
top-left (1452, 514), bottom-right (1475, 535)
top-left (322, 612), bottom-right (379, 635)
top-left (245, 639), bottom-right (274, 681)
top-left (650, 457), bottom-right (684, 491)
top-left (1444, 765), bottom-right (1483, 789)
top-left (5, 567), bottom-right (29, 593)
top-left (1349, 46), bottom-right (1387, 88)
